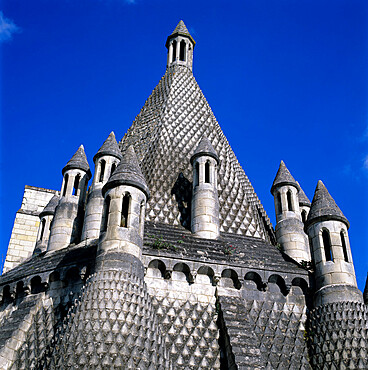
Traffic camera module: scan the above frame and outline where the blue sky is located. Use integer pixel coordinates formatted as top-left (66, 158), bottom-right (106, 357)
top-left (1, 0), bottom-right (367, 290)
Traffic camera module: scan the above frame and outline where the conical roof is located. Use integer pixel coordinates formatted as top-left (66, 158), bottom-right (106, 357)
top-left (62, 145), bottom-right (91, 179)
top-left (119, 50), bottom-right (273, 240)
top-left (297, 182), bottom-right (311, 207)
top-left (93, 132), bottom-right (122, 162)
top-left (271, 160), bottom-right (299, 194)
top-left (39, 194), bottom-right (60, 218)
top-left (166, 20), bottom-right (195, 47)
top-left (191, 136), bottom-right (219, 164)
top-left (305, 180), bottom-right (349, 229)
top-left (103, 146), bottom-right (149, 198)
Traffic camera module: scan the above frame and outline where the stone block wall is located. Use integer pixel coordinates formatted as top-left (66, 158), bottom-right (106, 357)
top-left (3, 186), bottom-right (57, 274)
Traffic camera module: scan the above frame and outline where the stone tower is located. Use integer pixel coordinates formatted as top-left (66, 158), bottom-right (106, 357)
top-left (271, 160), bottom-right (310, 262)
top-left (297, 181), bottom-right (311, 224)
top-left (190, 136), bottom-right (220, 239)
top-left (48, 145), bottom-right (91, 252)
top-left (81, 132), bottom-right (122, 241)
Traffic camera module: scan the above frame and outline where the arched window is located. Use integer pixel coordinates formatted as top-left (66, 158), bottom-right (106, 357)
top-left (110, 162), bottom-right (117, 177)
top-left (101, 197), bottom-right (110, 232)
top-left (139, 201), bottom-right (145, 236)
top-left (195, 162), bottom-right (199, 186)
top-left (73, 175), bottom-right (80, 196)
top-left (172, 40), bottom-right (177, 62)
top-left (39, 218), bottom-right (46, 241)
top-left (301, 210), bottom-right (307, 223)
top-left (99, 160), bottom-right (106, 183)
top-left (322, 229), bottom-right (333, 262)
top-left (179, 40), bottom-right (186, 61)
top-left (121, 194), bottom-right (130, 228)
top-left (340, 231), bottom-right (349, 262)
top-left (205, 162), bottom-right (210, 183)
top-left (287, 190), bottom-right (293, 211)
top-left (62, 174), bottom-right (69, 197)
top-left (277, 193), bottom-right (282, 214)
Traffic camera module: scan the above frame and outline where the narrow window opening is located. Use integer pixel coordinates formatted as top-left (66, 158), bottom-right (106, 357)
top-left (110, 163), bottom-right (117, 178)
top-left (121, 194), bottom-right (130, 228)
top-left (205, 162), bottom-right (210, 183)
top-left (287, 190), bottom-right (293, 211)
top-left (101, 197), bottom-right (110, 232)
top-left (301, 210), bottom-right (307, 223)
top-left (73, 175), bottom-right (80, 196)
top-left (322, 230), bottom-right (333, 262)
top-left (180, 40), bottom-right (186, 61)
top-left (340, 231), bottom-right (349, 262)
top-left (62, 174), bottom-right (69, 197)
top-left (172, 40), bottom-right (177, 62)
top-left (277, 193), bottom-right (282, 214)
top-left (39, 219), bottom-right (46, 241)
top-left (195, 162), bottom-right (199, 186)
top-left (139, 201), bottom-right (145, 235)
top-left (99, 160), bottom-right (106, 183)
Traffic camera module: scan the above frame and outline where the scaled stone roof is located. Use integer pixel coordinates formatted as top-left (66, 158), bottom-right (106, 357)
top-left (120, 64), bottom-right (273, 241)
top-left (93, 131), bottom-right (123, 162)
top-left (39, 195), bottom-right (60, 218)
top-left (166, 20), bottom-right (195, 47)
top-left (364, 274), bottom-right (368, 305)
top-left (271, 160), bottom-right (299, 194)
top-left (297, 182), bottom-right (311, 206)
top-left (103, 146), bottom-right (150, 198)
top-left (191, 136), bottom-right (219, 164)
top-left (62, 145), bottom-right (91, 179)
top-left (305, 180), bottom-right (349, 229)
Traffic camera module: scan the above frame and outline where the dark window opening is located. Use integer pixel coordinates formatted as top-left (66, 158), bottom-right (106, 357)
top-left (121, 194), bottom-right (130, 228)
top-left (195, 162), bottom-right (199, 186)
top-left (110, 163), bottom-right (117, 177)
top-left (205, 162), bottom-right (210, 183)
top-left (322, 230), bottom-right (333, 262)
top-left (101, 197), bottom-right (110, 232)
top-left (301, 210), bottom-right (307, 223)
top-left (277, 193), bottom-right (282, 214)
top-left (180, 40), bottom-right (186, 61)
top-left (99, 160), bottom-right (106, 183)
top-left (340, 231), bottom-right (349, 262)
top-left (39, 219), bottom-right (46, 241)
top-left (287, 190), bottom-right (293, 211)
top-left (63, 174), bottom-right (69, 197)
top-left (73, 175), bottom-right (80, 196)
top-left (172, 40), bottom-right (177, 62)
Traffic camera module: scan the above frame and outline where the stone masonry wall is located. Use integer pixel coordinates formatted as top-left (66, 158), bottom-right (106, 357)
top-left (3, 186), bottom-right (57, 274)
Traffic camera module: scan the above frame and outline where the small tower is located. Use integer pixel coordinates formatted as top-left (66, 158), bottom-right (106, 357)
top-left (297, 181), bottom-right (311, 225)
top-left (99, 146), bottom-right (149, 263)
top-left (190, 136), bottom-right (220, 239)
top-left (166, 20), bottom-right (196, 71)
top-left (48, 145), bottom-right (91, 252)
top-left (305, 180), bottom-right (362, 306)
top-left (81, 132), bottom-right (122, 241)
top-left (271, 161), bottom-right (310, 262)
top-left (34, 194), bottom-right (60, 255)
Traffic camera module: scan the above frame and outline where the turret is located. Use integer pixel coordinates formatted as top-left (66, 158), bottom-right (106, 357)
top-left (297, 181), bottom-right (311, 225)
top-left (99, 146), bottom-right (149, 264)
top-left (271, 161), bottom-right (310, 262)
top-left (166, 20), bottom-right (195, 71)
top-left (34, 194), bottom-right (60, 255)
top-left (48, 145), bottom-right (91, 252)
top-left (81, 132), bottom-right (122, 241)
top-left (190, 136), bottom-right (220, 239)
top-left (305, 180), bottom-right (362, 306)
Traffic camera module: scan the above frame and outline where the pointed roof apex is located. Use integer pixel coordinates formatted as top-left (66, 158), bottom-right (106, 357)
top-left (62, 145), bottom-right (91, 179)
top-left (191, 136), bottom-right (219, 164)
top-left (296, 181), bottom-right (311, 207)
top-left (103, 146), bottom-right (150, 198)
top-left (166, 20), bottom-right (195, 47)
top-left (271, 160), bottom-right (299, 194)
top-left (305, 180), bottom-right (349, 229)
top-left (93, 131), bottom-right (122, 162)
top-left (39, 194), bottom-right (60, 218)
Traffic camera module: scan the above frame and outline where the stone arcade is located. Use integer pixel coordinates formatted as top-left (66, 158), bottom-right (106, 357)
top-left (1, 20), bottom-right (367, 369)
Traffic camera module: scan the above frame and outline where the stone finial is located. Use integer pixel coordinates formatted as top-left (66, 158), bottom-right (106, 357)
top-left (364, 274), bottom-right (368, 305)
top-left (102, 146), bottom-right (150, 198)
top-left (166, 20), bottom-right (195, 47)
top-left (62, 145), bottom-right (92, 179)
top-left (39, 195), bottom-right (60, 219)
top-left (190, 136), bottom-right (219, 164)
top-left (296, 182), bottom-right (311, 207)
top-left (305, 180), bottom-right (349, 229)
top-left (271, 160), bottom-right (299, 194)
top-left (93, 131), bottom-right (123, 162)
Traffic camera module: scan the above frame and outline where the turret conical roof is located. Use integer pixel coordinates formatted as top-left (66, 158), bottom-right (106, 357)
top-left (191, 136), bottom-right (219, 164)
top-left (271, 160), bottom-right (299, 194)
top-left (62, 145), bottom-right (91, 179)
top-left (103, 146), bottom-right (149, 198)
top-left (39, 194), bottom-right (60, 218)
top-left (305, 180), bottom-right (349, 229)
top-left (93, 132), bottom-right (122, 162)
top-left (166, 20), bottom-right (195, 47)
top-left (296, 182), bottom-right (311, 207)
